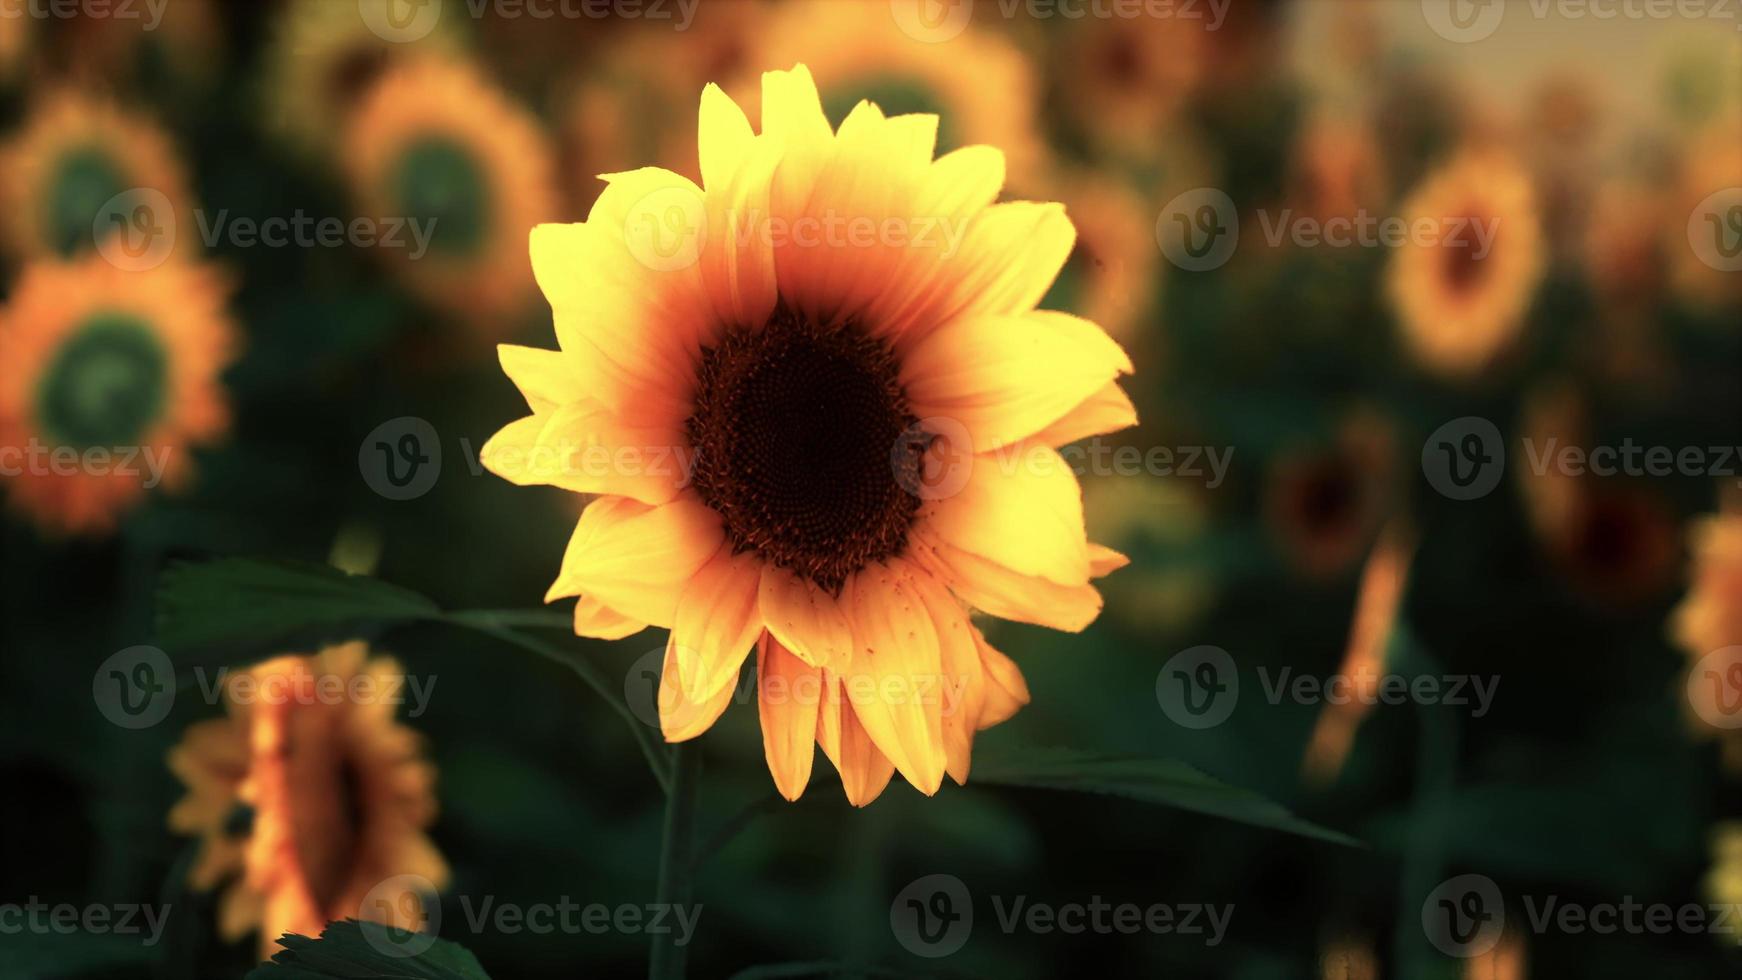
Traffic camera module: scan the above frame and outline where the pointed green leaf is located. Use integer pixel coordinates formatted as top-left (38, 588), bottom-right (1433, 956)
top-left (155, 558), bottom-right (439, 654)
top-left (971, 747), bottom-right (1361, 847)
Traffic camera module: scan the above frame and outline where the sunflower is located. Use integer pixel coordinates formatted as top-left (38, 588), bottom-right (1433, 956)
top-left (1052, 16), bottom-right (1206, 162)
top-left (260, 0), bottom-right (460, 166)
top-left (344, 57), bottom-right (557, 327)
top-left (1265, 413), bottom-right (1396, 580)
top-left (167, 642), bottom-right (448, 960)
top-left (0, 254), bottom-right (233, 535)
top-left (0, 92), bottom-right (190, 263)
top-left (1386, 150), bottom-right (1544, 377)
top-left (732, 5), bottom-right (1044, 184)
top-left (480, 65), bottom-right (1134, 805)
top-left (1517, 388), bottom-right (1680, 606)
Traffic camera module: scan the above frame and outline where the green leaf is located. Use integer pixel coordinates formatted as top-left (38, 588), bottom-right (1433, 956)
top-left (971, 747), bottom-right (1361, 847)
top-left (246, 919), bottom-right (490, 979)
top-left (155, 558), bottom-right (440, 654)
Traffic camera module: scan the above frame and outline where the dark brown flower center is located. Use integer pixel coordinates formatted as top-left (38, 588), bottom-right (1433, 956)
top-left (686, 305), bottom-right (923, 593)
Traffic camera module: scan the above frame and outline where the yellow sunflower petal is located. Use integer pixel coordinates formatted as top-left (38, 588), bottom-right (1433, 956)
top-left (544, 495), bottom-right (723, 628)
top-left (888, 202), bottom-right (1076, 351)
top-left (758, 563), bottom-right (853, 669)
top-left (658, 633), bottom-right (736, 742)
top-left (671, 544), bottom-right (765, 701)
top-left (573, 595), bottom-right (647, 640)
top-left (841, 560), bottom-right (948, 795)
top-left (923, 444), bottom-right (1090, 585)
top-left (910, 568), bottom-right (983, 785)
top-left (479, 402), bottom-right (686, 505)
top-left (531, 177), bottom-right (713, 420)
top-left (497, 343), bottom-right (580, 415)
top-left (1028, 381), bottom-right (1139, 447)
top-left (917, 531), bottom-right (1104, 633)
top-left (817, 669), bottom-right (897, 807)
top-left (696, 104), bottom-right (780, 328)
top-left (759, 64), bottom-right (833, 222)
top-left (697, 82), bottom-right (755, 195)
top-left (1088, 543), bottom-right (1131, 577)
top-left (973, 626), bottom-right (1031, 729)
top-left (904, 310), bottom-right (1131, 453)
top-left (757, 633), bottom-right (821, 801)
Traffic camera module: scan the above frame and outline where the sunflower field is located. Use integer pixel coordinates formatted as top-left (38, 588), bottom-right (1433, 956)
top-left (1, 1), bottom-right (1740, 978)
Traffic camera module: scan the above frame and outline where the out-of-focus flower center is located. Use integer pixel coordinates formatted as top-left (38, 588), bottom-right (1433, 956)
top-left (281, 704), bottom-right (368, 911)
top-left (35, 313), bottom-right (167, 449)
top-left (47, 146), bottom-right (127, 256)
top-left (390, 135), bottom-right (489, 257)
top-left (1440, 211), bottom-right (1489, 294)
top-left (686, 305), bottom-right (923, 593)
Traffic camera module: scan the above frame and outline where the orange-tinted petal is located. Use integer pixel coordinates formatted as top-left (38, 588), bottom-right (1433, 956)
top-left (757, 633), bottom-right (822, 801)
top-left (816, 670), bottom-right (897, 807)
top-left (904, 310), bottom-right (1132, 452)
top-left (659, 633), bottom-right (738, 742)
top-left (841, 560), bottom-right (948, 795)
top-left (923, 444), bottom-right (1090, 586)
top-left (671, 544), bottom-right (765, 701)
top-left (758, 563), bottom-right (852, 669)
top-left (544, 495), bottom-right (723, 628)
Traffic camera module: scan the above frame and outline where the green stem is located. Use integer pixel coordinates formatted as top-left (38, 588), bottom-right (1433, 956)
top-left (441, 610), bottom-right (672, 793)
top-left (650, 741), bottom-right (701, 980)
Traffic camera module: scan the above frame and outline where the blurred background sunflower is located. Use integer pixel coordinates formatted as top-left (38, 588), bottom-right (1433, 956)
top-left (0, 2), bottom-right (1738, 978)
